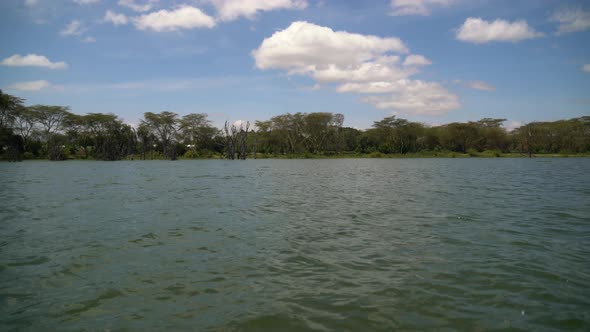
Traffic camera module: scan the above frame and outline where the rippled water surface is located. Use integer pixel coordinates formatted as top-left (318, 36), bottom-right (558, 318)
top-left (1, 159), bottom-right (589, 331)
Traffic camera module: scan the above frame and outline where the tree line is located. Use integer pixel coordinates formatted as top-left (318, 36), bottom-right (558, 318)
top-left (1, 90), bottom-right (589, 161)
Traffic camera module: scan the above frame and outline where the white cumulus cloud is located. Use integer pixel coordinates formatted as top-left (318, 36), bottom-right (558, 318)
top-left (551, 8), bottom-right (590, 35)
top-left (134, 6), bottom-right (216, 31)
top-left (209, 0), bottom-right (308, 21)
top-left (104, 10), bottom-right (129, 25)
top-left (253, 21), bottom-right (408, 70)
top-left (61, 20), bottom-right (86, 36)
top-left (7, 80), bottom-right (50, 91)
top-left (456, 17), bottom-right (543, 44)
top-left (118, 0), bottom-right (157, 12)
top-left (583, 64), bottom-right (590, 73)
top-left (1, 54), bottom-right (67, 69)
top-left (390, 0), bottom-right (456, 16)
top-left (253, 21), bottom-right (459, 115)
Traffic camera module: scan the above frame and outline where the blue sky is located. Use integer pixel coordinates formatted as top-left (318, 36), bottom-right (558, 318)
top-left (1, 0), bottom-right (589, 129)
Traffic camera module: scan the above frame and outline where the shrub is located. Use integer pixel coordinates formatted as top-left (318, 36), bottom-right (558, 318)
top-left (369, 151), bottom-right (383, 158)
top-left (183, 150), bottom-right (200, 159)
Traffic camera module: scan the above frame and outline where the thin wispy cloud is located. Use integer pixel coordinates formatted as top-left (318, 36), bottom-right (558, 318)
top-left (61, 20), bottom-right (86, 36)
top-left (6, 80), bottom-right (51, 91)
top-left (118, 0), bottom-right (158, 13)
top-left (24, 0), bottom-right (38, 7)
top-left (390, 0), bottom-right (457, 16)
top-left (103, 10), bottom-right (129, 26)
top-left (209, 0), bottom-right (308, 21)
top-left (466, 81), bottom-right (495, 91)
top-left (73, 0), bottom-right (100, 4)
top-left (551, 8), bottom-right (590, 35)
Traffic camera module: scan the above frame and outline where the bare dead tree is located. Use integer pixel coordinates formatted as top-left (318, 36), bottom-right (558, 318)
top-left (224, 121), bottom-right (250, 160)
top-left (237, 121), bottom-right (250, 160)
top-left (224, 121), bottom-right (237, 160)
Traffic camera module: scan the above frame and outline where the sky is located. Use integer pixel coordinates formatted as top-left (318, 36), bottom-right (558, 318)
top-left (1, 0), bottom-right (589, 130)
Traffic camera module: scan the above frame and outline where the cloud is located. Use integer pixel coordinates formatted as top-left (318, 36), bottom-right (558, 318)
top-left (1, 54), bottom-right (67, 69)
top-left (403, 55), bottom-right (432, 66)
top-left (456, 17), bottom-right (543, 44)
top-left (61, 20), bottom-right (86, 36)
top-left (253, 21), bottom-right (408, 70)
top-left (583, 64), bottom-right (590, 73)
top-left (551, 8), bottom-right (590, 35)
top-left (24, 0), bottom-right (39, 7)
top-left (104, 10), bottom-right (129, 25)
top-left (209, 0), bottom-right (308, 21)
top-left (310, 83), bottom-right (321, 90)
top-left (73, 0), bottom-right (100, 4)
top-left (82, 36), bottom-right (97, 43)
top-left (309, 57), bottom-right (414, 83)
top-left (341, 80), bottom-right (460, 115)
top-left (7, 80), bottom-right (50, 91)
top-left (118, 0), bottom-right (157, 12)
top-left (134, 6), bottom-right (216, 31)
top-left (466, 80), bottom-right (495, 91)
top-left (504, 120), bottom-right (522, 131)
top-left (253, 21), bottom-right (459, 115)
top-left (390, 0), bottom-right (456, 16)
top-left (233, 119), bottom-right (250, 128)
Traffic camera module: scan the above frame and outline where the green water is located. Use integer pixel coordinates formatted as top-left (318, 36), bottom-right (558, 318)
top-left (1, 159), bottom-right (589, 331)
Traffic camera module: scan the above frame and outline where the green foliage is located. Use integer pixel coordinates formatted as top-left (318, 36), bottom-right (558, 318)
top-left (183, 150), bottom-right (200, 159)
top-left (1, 90), bottom-right (589, 161)
top-left (369, 151), bottom-right (383, 158)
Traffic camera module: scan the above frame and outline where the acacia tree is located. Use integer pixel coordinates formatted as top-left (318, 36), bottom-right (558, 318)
top-left (0, 90), bottom-right (24, 130)
top-left (30, 105), bottom-right (70, 160)
top-left (136, 123), bottom-right (155, 160)
top-left (142, 111), bottom-right (179, 160)
top-left (14, 107), bottom-right (38, 153)
top-left (271, 113), bottom-right (304, 154)
top-left (64, 114), bottom-right (91, 159)
top-left (303, 112), bottom-right (333, 153)
top-left (32, 105), bottom-right (70, 138)
top-left (179, 113), bottom-right (213, 153)
top-left (472, 118), bottom-right (509, 152)
top-left (0, 91), bottom-right (25, 160)
top-left (332, 113), bottom-right (345, 153)
top-left (85, 113), bottom-right (135, 160)
top-left (515, 123), bottom-right (542, 158)
top-left (372, 116), bottom-right (417, 154)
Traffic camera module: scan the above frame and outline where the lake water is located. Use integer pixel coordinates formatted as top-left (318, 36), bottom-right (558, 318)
top-left (1, 159), bottom-right (589, 331)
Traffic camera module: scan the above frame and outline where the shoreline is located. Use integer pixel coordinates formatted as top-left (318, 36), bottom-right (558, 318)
top-left (6, 153), bottom-right (590, 162)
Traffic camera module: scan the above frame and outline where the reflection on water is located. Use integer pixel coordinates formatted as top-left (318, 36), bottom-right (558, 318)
top-left (1, 159), bottom-right (589, 331)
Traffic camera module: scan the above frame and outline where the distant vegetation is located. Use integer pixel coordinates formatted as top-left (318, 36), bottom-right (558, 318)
top-left (1, 90), bottom-right (589, 161)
